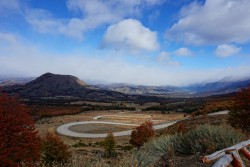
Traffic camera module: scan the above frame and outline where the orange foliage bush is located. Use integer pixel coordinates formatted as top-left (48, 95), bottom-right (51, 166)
top-left (30, 106), bottom-right (82, 120)
top-left (177, 123), bottom-right (186, 133)
top-left (164, 122), bottom-right (187, 135)
top-left (0, 93), bottom-right (41, 167)
top-left (129, 121), bottom-right (155, 148)
top-left (42, 133), bottom-right (71, 165)
top-left (193, 100), bottom-right (234, 117)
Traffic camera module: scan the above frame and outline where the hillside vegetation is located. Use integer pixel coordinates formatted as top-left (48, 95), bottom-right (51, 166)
top-left (1, 86), bottom-right (250, 167)
top-left (136, 124), bottom-right (246, 167)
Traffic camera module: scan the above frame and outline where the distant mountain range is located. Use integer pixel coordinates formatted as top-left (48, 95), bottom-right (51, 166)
top-left (184, 78), bottom-right (250, 95)
top-left (1, 73), bottom-right (164, 102)
top-left (2, 73), bottom-right (125, 101)
top-left (94, 83), bottom-right (184, 95)
top-left (94, 78), bottom-right (250, 96)
top-left (1, 73), bottom-right (250, 98)
top-left (0, 77), bottom-right (34, 86)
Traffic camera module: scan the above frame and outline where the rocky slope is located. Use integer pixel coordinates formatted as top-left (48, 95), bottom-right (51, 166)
top-left (21, 73), bottom-right (88, 97)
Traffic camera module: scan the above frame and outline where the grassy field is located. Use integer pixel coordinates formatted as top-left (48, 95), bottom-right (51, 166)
top-left (35, 105), bottom-right (184, 154)
top-left (33, 97), bottom-right (245, 167)
top-left (68, 124), bottom-right (135, 133)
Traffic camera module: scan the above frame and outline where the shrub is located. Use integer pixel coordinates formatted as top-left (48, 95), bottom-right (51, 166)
top-left (0, 93), bottom-right (41, 166)
top-left (25, 153), bottom-right (142, 167)
top-left (172, 124), bottom-right (245, 155)
top-left (103, 132), bottom-right (116, 157)
top-left (94, 141), bottom-right (104, 146)
top-left (136, 135), bottom-right (173, 167)
top-left (228, 87), bottom-right (250, 133)
top-left (116, 144), bottom-right (134, 151)
top-left (137, 124), bottom-right (246, 166)
top-left (164, 122), bottom-right (187, 135)
top-left (42, 133), bottom-right (71, 165)
top-left (130, 121), bottom-right (155, 148)
top-left (72, 141), bottom-right (86, 148)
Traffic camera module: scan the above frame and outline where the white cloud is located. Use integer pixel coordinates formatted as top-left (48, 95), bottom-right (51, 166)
top-left (157, 51), bottom-right (180, 66)
top-left (157, 51), bottom-right (171, 61)
top-left (215, 44), bottom-right (241, 57)
top-left (156, 47), bottom-right (193, 66)
top-left (1, 32), bottom-right (250, 86)
top-left (166, 0), bottom-right (250, 45)
top-left (0, 0), bottom-right (20, 14)
top-left (25, 0), bottom-right (164, 39)
top-left (67, 0), bottom-right (164, 14)
top-left (26, 9), bottom-right (62, 33)
top-left (144, 0), bottom-right (164, 5)
top-left (174, 47), bottom-right (193, 56)
top-left (102, 19), bottom-right (159, 52)
top-left (0, 32), bottom-right (17, 43)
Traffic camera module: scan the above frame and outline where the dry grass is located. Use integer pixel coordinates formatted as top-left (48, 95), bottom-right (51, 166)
top-left (21, 153), bottom-right (143, 167)
top-left (68, 124), bottom-right (134, 133)
top-left (36, 110), bottom-right (183, 137)
top-left (35, 107), bottom-right (184, 154)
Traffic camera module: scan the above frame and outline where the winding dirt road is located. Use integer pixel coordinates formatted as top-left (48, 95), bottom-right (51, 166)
top-left (57, 120), bottom-right (177, 138)
top-left (56, 110), bottom-right (229, 138)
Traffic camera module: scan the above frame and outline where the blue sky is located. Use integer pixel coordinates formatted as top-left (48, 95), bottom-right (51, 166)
top-left (0, 0), bottom-right (250, 86)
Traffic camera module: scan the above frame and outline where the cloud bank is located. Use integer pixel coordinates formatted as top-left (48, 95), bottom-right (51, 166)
top-left (174, 47), bottom-right (193, 56)
top-left (102, 19), bottom-right (159, 52)
top-left (25, 0), bottom-right (164, 39)
top-left (1, 33), bottom-right (250, 86)
top-left (166, 0), bottom-right (250, 45)
top-left (215, 44), bottom-right (241, 57)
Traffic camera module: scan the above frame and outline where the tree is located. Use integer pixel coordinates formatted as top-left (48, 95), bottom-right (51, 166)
top-left (228, 87), bottom-right (250, 132)
top-left (129, 121), bottom-right (155, 148)
top-left (42, 132), bottom-right (71, 165)
top-left (103, 132), bottom-right (116, 157)
top-left (0, 92), bottom-right (41, 167)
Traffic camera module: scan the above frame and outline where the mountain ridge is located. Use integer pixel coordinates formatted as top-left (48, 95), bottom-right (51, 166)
top-left (1, 73), bottom-right (250, 97)
top-left (1, 73), bottom-right (168, 102)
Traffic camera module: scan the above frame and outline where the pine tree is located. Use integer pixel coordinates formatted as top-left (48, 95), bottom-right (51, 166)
top-left (103, 132), bottom-right (116, 157)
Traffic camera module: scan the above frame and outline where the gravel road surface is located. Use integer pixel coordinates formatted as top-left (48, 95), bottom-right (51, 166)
top-left (57, 111), bottom-right (229, 138)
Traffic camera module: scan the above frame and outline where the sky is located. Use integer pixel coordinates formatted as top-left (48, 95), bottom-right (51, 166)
top-left (1, 0), bottom-right (250, 86)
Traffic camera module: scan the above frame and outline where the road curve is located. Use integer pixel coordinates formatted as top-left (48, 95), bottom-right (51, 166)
top-left (56, 110), bottom-right (229, 138)
top-left (92, 114), bottom-right (151, 120)
top-left (208, 110), bottom-right (229, 116)
top-left (57, 121), bottom-right (177, 138)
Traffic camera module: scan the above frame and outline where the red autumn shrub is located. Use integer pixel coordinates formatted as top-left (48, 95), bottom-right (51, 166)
top-left (177, 123), bottom-right (186, 133)
top-left (129, 121), bottom-right (155, 148)
top-left (0, 92), bottom-right (41, 167)
top-left (42, 133), bottom-right (71, 165)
